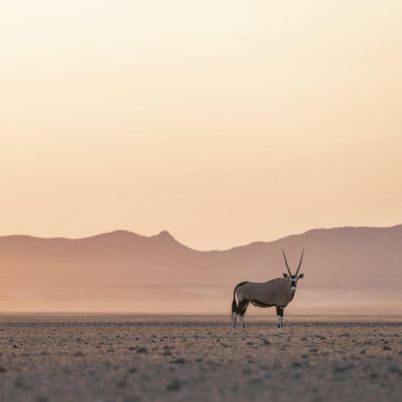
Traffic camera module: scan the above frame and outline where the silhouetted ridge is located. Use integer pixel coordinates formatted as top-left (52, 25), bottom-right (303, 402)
top-left (0, 224), bottom-right (401, 314)
top-left (154, 230), bottom-right (175, 240)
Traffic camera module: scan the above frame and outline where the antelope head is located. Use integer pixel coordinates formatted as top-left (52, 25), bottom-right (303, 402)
top-left (282, 249), bottom-right (304, 294)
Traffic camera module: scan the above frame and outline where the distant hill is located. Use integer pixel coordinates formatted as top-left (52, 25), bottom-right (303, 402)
top-left (0, 225), bottom-right (401, 314)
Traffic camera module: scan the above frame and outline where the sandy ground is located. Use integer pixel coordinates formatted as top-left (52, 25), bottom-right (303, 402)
top-left (0, 315), bottom-right (401, 402)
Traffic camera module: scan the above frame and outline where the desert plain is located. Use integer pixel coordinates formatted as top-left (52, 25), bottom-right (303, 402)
top-left (0, 315), bottom-right (401, 402)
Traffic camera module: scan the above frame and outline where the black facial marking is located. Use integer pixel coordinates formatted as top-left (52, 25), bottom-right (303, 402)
top-left (290, 275), bottom-right (297, 288)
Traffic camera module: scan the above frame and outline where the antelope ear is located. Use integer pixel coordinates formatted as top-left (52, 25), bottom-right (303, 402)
top-left (283, 273), bottom-right (288, 278)
top-left (299, 273), bottom-right (304, 279)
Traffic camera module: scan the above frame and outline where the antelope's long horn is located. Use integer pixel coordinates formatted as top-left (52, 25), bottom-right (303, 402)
top-left (282, 249), bottom-right (291, 275)
top-left (295, 249), bottom-right (304, 275)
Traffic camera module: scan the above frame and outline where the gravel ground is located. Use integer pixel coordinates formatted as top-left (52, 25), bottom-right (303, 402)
top-left (0, 315), bottom-right (401, 402)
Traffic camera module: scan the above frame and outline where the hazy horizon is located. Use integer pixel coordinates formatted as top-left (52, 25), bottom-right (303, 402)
top-left (1, 224), bottom-right (401, 315)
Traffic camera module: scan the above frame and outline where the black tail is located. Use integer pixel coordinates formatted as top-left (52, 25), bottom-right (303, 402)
top-left (232, 281), bottom-right (249, 314)
top-left (231, 292), bottom-right (237, 314)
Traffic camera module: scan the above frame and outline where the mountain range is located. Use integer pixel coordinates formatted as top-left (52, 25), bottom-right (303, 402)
top-left (0, 225), bottom-right (401, 315)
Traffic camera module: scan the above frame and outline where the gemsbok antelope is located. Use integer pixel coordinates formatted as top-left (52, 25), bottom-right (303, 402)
top-left (231, 250), bottom-right (304, 329)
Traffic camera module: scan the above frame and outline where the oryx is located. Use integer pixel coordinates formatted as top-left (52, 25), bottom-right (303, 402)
top-left (231, 250), bottom-right (304, 329)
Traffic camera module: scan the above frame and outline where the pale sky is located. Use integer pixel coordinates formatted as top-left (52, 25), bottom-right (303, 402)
top-left (1, 0), bottom-right (402, 250)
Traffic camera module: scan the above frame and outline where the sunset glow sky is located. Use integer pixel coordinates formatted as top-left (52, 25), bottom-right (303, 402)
top-left (1, 1), bottom-right (402, 250)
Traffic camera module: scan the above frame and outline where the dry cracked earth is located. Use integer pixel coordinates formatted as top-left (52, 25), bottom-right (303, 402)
top-left (0, 315), bottom-right (401, 402)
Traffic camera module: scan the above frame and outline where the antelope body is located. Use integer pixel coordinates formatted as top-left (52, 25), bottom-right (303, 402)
top-left (232, 250), bottom-right (305, 329)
